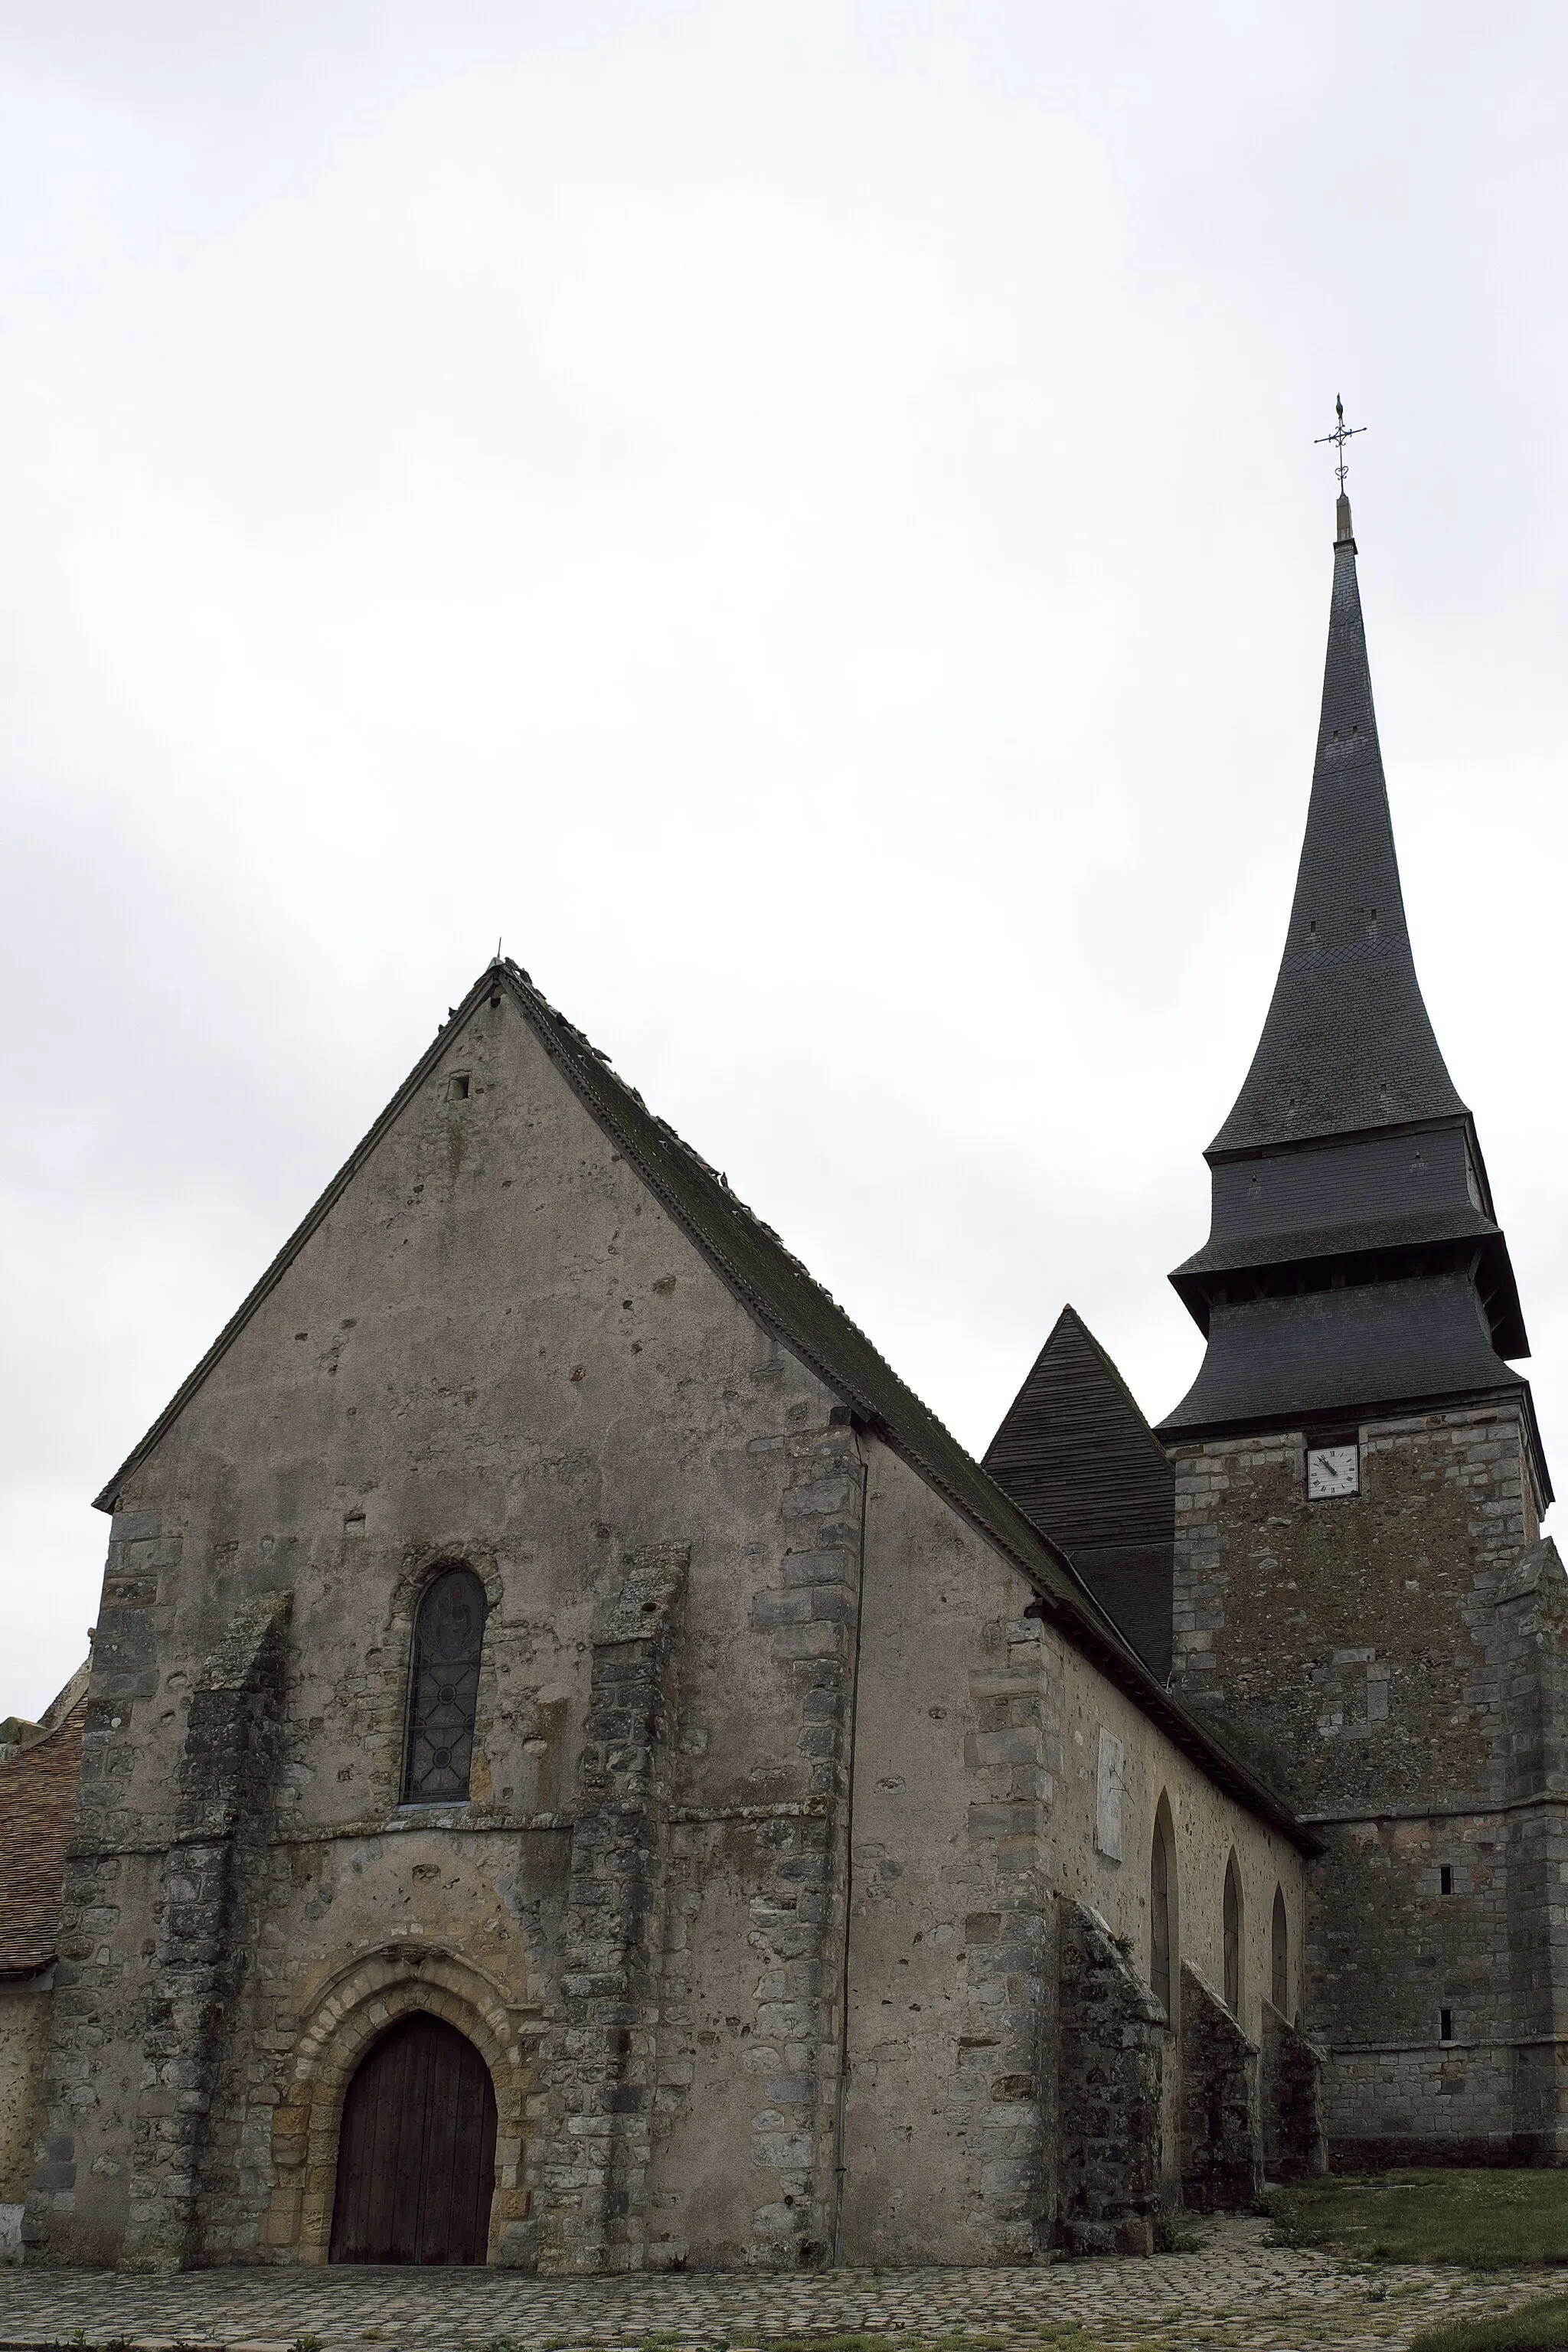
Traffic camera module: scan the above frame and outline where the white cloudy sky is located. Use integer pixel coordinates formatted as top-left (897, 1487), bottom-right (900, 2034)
top-left (2, 3), bottom-right (1565, 1717)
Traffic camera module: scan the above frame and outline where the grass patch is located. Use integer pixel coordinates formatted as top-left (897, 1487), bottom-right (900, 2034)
top-left (1152, 2212), bottom-right (1204, 2253)
top-left (730, 2337), bottom-right (895, 2352)
top-left (1266, 2171), bottom-right (1568, 2268)
top-left (731, 2339), bottom-right (1008, 2352)
top-left (1407, 2292), bottom-right (1568, 2350)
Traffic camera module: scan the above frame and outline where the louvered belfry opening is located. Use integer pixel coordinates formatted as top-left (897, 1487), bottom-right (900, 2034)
top-left (329, 2012), bottom-right (498, 2265)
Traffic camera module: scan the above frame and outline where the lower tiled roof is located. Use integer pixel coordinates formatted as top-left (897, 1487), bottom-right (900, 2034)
top-left (0, 1684), bottom-right (87, 1975)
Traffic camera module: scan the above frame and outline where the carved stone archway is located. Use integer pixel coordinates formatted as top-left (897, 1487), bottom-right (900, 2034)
top-left (266, 1942), bottom-right (537, 2266)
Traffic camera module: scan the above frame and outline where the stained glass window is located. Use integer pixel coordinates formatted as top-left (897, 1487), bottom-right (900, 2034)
top-left (402, 1566), bottom-right (487, 1805)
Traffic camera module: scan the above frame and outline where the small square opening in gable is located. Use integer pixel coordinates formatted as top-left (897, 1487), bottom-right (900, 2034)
top-left (448, 1073), bottom-right (471, 1102)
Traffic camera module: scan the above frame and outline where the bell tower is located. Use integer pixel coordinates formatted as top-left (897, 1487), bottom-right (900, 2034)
top-left (1161, 484), bottom-right (1563, 2163)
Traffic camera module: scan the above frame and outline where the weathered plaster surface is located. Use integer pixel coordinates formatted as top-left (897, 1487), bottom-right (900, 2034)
top-left (841, 1442), bottom-right (1305, 2265)
top-left (0, 1982), bottom-right (51, 2208)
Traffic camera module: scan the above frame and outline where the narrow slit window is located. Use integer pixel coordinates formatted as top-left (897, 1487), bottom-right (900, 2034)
top-left (402, 1565), bottom-right (487, 1805)
top-left (1151, 1800), bottom-right (1174, 2019)
top-left (1271, 1885), bottom-right (1289, 2014)
top-left (1223, 1852), bottom-right (1243, 2015)
top-left (1440, 2007), bottom-right (1455, 2043)
top-left (1440, 1865), bottom-right (1454, 1895)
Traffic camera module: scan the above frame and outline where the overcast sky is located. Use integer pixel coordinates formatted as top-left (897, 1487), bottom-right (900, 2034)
top-left (3, 3), bottom-right (1565, 1717)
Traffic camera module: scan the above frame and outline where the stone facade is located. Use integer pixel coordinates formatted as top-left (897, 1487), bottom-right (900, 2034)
top-left (1170, 1405), bottom-right (1565, 2164)
top-left (11, 966), bottom-right (1314, 2273)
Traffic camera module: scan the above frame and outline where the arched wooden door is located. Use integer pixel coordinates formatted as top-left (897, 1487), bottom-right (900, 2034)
top-left (330, 2012), bottom-right (497, 2265)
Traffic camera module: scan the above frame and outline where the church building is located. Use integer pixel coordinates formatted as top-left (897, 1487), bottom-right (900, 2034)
top-left (0, 483), bottom-right (1558, 2273)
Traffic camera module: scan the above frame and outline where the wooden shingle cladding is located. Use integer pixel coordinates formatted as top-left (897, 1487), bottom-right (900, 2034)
top-left (984, 1307), bottom-right (1174, 1679)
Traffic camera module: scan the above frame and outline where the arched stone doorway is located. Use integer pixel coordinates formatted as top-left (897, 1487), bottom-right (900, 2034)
top-left (268, 1943), bottom-right (534, 2265)
top-left (329, 2012), bottom-right (498, 2265)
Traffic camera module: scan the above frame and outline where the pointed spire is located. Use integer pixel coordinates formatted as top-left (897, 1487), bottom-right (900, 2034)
top-left (1209, 506), bottom-right (1465, 1155)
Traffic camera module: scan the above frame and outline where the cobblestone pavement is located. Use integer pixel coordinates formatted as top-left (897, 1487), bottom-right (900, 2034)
top-left (0, 2220), bottom-right (1560, 2351)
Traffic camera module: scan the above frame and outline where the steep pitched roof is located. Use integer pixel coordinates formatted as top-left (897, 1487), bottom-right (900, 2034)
top-left (95, 961), bottom-right (1316, 1850)
top-left (1210, 498), bottom-right (1468, 1158)
top-left (984, 1305), bottom-right (1172, 1553)
top-left (983, 1305), bottom-right (1175, 1677)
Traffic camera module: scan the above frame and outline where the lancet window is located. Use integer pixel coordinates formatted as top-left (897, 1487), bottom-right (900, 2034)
top-left (1271, 1884), bottom-right (1289, 2014)
top-left (402, 1565), bottom-right (487, 1805)
top-left (1223, 1852), bottom-right (1243, 2014)
top-left (1151, 1799), bottom-right (1174, 2017)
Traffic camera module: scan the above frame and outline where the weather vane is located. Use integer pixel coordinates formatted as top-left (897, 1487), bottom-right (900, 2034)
top-left (1315, 394), bottom-right (1366, 492)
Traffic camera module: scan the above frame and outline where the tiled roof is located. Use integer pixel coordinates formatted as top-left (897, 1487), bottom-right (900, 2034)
top-left (0, 1668), bottom-right (88, 1975)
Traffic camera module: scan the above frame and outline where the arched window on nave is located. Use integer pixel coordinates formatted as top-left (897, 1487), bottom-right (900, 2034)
top-left (1151, 1797), bottom-right (1175, 2018)
top-left (1271, 1883), bottom-right (1289, 2014)
top-left (1223, 1851), bottom-right (1243, 2014)
top-left (402, 1564), bottom-right (488, 1805)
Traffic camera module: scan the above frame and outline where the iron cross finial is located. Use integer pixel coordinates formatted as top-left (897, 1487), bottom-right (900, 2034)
top-left (1315, 393), bottom-right (1366, 493)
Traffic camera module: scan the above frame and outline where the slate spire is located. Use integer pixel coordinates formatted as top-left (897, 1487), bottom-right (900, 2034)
top-left (1210, 493), bottom-right (1466, 1155)
top-left (1158, 493), bottom-right (1541, 1463)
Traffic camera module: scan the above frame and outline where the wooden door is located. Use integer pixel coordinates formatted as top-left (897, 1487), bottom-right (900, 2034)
top-left (330, 2012), bottom-right (497, 2265)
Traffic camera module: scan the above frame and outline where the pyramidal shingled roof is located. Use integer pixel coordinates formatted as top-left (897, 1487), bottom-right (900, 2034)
top-left (984, 1305), bottom-right (1172, 1555)
top-left (1210, 498), bottom-right (1467, 1157)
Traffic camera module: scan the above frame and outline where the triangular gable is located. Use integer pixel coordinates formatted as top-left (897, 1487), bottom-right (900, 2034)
top-left (984, 1305), bottom-right (1173, 1552)
top-left (95, 960), bottom-right (1314, 1850)
top-left (983, 1306), bottom-right (1175, 1678)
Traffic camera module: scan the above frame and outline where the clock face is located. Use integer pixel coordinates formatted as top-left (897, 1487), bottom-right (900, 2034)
top-left (1307, 1443), bottom-right (1359, 1500)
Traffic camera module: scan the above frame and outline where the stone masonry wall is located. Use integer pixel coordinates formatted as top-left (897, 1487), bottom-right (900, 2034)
top-left (1259, 1998), bottom-right (1325, 2181)
top-left (838, 1446), bottom-right (1063, 2268)
top-left (533, 1547), bottom-right (688, 2274)
top-left (840, 1442), bottom-right (1307, 2265)
top-left (645, 1419), bottom-right (868, 2271)
top-left (1056, 1903), bottom-right (1165, 2255)
top-left (0, 1981), bottom-right (51, 2241)
top-left (23, 975), bottom-right (1317, 2272)
top-left (24, 989), bottom-right (854, 2269)
top-left (1180, 1963), bottom-right (1261, 2212)
top-left (119, 1591), bottom-right (292, 2270)
top-left (1169, 1400), bottom-right (1559, 2165)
